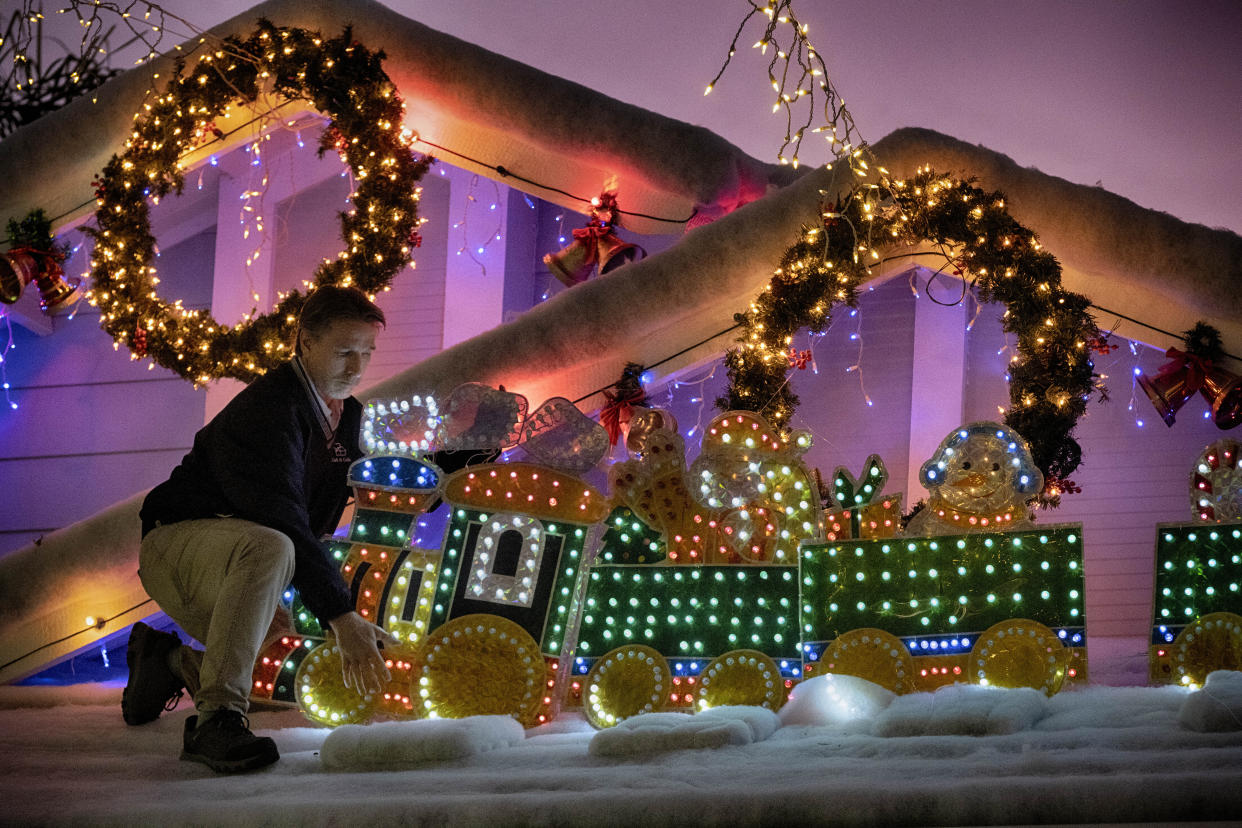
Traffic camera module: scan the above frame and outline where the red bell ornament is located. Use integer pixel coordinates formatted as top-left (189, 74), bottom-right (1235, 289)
top-left (1199, 365), bottom-right (1242, 430)
top-left (543, 190), bottom-right (645, 286)
top-left (0, 248), bottom-right (82, 314)
top-left (1137, 364), bottom-right (1198, 427)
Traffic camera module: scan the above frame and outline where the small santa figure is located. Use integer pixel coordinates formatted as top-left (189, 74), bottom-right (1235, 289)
top-left (904, 422), bottom-right (1044, 536)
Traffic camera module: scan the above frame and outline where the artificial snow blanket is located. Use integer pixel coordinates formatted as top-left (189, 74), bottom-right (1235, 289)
top-left (871, 682), bottom-right (1049, 737)
top-left (778, 673), bottom-right (896, 726)
top-left (4, 682), bottom-right (1242, 825)
top-left (320, 715), bottom-right (524, 769)
top-left (589, 706), bottom-right (781, 757)
top-left (1179, 670), bottom-right (1242, 732)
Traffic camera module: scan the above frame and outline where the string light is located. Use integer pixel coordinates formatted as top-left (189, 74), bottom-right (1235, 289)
top-left (658, 363), bottom-right (719, 446)
top-left (843, 305), bottom-right (872, 407)
top-left (452, 173), bottom-right (503, 275)
top-left (0, 311), bottom-right (16, 409)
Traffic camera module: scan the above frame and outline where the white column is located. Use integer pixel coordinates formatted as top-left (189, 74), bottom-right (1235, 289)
top-left (440, 165), bottom-right (509, 349)
top-left (905, 273), bottom-right (968, 500)
top-left (204, 146), bottom-right (275, 421)
top-left (201, 129), bottom-right (358, 421)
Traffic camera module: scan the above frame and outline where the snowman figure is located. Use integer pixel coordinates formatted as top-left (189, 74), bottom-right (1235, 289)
top-left (905, 421), bottom-right (1044, 536)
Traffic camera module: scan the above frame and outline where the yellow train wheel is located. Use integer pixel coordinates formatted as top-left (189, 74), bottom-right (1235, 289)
top-left (295, 642), bottom-right (377, 727)
top-left (374, 646), bottom-right (423, 720)
top-left (697, 649), bottom-right (786, 712)
top-left (416, 614), bottom-right (544, 726)
top-left (1173, 612), bottom-right (1242, 688)
top-left (970, 619), bottom-right (1067, 695)
top-left (823, 628), bottom-right (914, 694)
top-left (584, 644), bottom-right (669, 729)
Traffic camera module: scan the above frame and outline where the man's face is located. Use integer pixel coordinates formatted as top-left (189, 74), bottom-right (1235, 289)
top-left (299, 318), bottom-right (381, 400)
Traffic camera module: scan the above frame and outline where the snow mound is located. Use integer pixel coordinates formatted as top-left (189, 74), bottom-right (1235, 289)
top-left (1038, 684), bottom-right (1186, 731)
top-left (779, 672), bottom-right (895, 726)
top-left (589, 706), bottom-right (781, 757)
top-left (871, 683), bottom-right (1049, 737)
top-left (320, 715), bottom-right (525, 769)
top-left (1179, 670), bottom-right (1242, 732)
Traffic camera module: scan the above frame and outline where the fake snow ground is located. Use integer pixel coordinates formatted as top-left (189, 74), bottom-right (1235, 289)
top-left (2, 639), bottom-right (1241, 827)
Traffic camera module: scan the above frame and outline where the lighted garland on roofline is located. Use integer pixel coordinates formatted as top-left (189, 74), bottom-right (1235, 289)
top-left (718, 167), bottom-right (1102, 503)
top-left (86, 19), bottom-right (432, 383)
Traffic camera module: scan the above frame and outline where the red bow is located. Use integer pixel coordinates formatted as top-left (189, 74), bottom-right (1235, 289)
top-left (8, 245), bottom-right (64, 266)
top-left (567, 224), bottom-right (615, 269)
top-left (1159, 347), bottom-right (1210, 393)
top-left (600, 386), bottom-right (646, 446)
top-left (572, 224), bottom-right (613, 242)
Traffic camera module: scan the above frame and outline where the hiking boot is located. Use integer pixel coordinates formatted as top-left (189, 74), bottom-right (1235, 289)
top-left (122, 622), bottom-right (186, 725)
top-left (180, 711), bottom-right (279, 773)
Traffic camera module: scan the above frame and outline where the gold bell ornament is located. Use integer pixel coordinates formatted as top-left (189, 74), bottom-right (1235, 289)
top-left (542, 190), bottom-right (646, 287)
top-left (596, 230), bottom-right (646, 275)
top-left (542, 227), bottom-right (600, 286)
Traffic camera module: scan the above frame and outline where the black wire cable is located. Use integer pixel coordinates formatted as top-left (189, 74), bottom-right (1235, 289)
top-left (570, 322), bottom-right (741, 407)
top-left (2, 108), bottom-right (697, 245)
top-left (0, 597), bottom-right (152, 672)
top-left (1, 99), bottom-right (304, 240)
top-left (1089, 303), bottom-right (1242, 363)
top-left (414, 137), bottom-right (697, 225)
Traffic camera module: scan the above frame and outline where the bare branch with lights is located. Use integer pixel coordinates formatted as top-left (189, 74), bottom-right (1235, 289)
top-left (705, 0), bottom-right (866, 171)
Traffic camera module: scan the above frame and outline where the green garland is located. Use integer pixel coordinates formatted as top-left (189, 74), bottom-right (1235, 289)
top-left (86, 20), bottom-right (432, 383)
top-left (5, 209), bottom-right (70, 259)
top-left (719, 168), bottom-right (1102, 502)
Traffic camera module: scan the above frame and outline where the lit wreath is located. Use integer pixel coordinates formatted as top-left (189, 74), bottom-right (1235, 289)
top-left (719, 167), bottom-right (1103, 503)
top-left (86, 20), bottom-right (432, 384)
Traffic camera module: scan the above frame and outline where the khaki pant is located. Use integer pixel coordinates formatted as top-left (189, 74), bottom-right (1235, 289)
top-left (139, 518), bottom-right (295, 715)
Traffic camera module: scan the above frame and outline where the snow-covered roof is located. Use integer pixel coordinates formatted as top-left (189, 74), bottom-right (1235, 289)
top-left (0, 0), bottom-right (798, 239)
top-left (2, 0), bottom-right (1238, 387)
top-left (369, 124), bottom-right (1242, 407)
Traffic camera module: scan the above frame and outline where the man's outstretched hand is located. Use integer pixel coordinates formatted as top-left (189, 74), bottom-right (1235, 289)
top-left (328, 610), bottom-right (394, 695)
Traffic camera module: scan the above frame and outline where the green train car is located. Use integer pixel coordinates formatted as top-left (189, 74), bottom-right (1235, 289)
top-left (570, 526), bottom-right (1086, 726)
top-left (1148, 521), bottom-right (1242, 687)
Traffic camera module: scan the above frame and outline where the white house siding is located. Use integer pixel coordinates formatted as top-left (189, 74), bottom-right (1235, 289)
top-left (0, 230), bottom-right (212, 554)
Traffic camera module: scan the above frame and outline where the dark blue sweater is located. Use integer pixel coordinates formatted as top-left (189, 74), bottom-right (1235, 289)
top-left (140, 361), bottom-right (360, 627)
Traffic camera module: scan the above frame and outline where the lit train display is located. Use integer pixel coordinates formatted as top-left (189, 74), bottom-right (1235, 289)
top-left (246, 412), bottom-right (1240, 728)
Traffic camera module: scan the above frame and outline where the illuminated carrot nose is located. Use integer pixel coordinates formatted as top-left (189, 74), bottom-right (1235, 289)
top-left (950, 472), bottom-right (987, 488)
